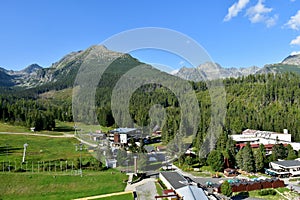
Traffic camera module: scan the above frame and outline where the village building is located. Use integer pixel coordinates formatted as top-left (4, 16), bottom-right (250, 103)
top-left (88, 132), bottom-right (105, 142)
top-left (231, 129), bottom-right (300, 151)
top-left (267, 159), bottom-right (300, 177)
top-left (159, 171), bottom-right (208, 200)
top-left (109, 128), bottom-right (139, 145)
top-left (105, 158), bottom-right (117, 168)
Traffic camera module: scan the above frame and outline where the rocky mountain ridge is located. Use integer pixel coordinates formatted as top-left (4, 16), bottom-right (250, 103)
top-left (0, 45), bottom-right (123, 88)
top-left (1, 46), bottom-right (300, 87)
top-left (174, 53), bottom-right (300, 81)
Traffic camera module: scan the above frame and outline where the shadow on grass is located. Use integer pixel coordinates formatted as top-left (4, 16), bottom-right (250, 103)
top-left (54, 126), bottom-right (74, 132)
top-left (231, 192), bottom-right (250, 200)
top-left (0, 145), bottom-right (22, 156)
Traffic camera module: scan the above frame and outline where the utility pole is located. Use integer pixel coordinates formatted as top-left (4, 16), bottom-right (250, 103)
top-left (22, 143), bottom-right (28, 163)
top-left (133, 156), bottom-right (137, 174)
top-left (74, 125), bottom-right (78, 136)
top-left (79, 143), bottom-right (83, 177)
top-left (6, 144), bottom-right (9, 172)
top-left (6, 144), bottom-right (8, 162)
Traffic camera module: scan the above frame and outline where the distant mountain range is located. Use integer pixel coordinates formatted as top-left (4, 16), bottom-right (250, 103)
top-left (1, 45), bottom-right (300, 88)
top-left (174, 54), bottom-right (300, 81)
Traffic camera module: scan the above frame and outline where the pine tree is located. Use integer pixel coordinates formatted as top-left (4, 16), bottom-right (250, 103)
top-left (207, 150), bottom-right (224, 172)
top-left (242, 142), bottom-right (255, 172)
top-left (224, 137), bottom-right (236, 168)
top-left (272, 144), bottom-right (287, 161)
top-left (259, 144), bottom-right (267, 166)
top-left (253, 149), bottom-right (264, 172)
top-left (236, 149), bottom-right (243, 169)
top-left (287, 144), bottom-right (297, 160)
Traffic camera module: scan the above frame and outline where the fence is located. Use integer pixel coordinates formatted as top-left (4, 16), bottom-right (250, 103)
top-left (0, 160), bottom-right (96, 174)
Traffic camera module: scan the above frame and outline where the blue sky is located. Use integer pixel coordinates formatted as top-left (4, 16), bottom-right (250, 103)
top-left (1, 0), bottom-right (300, 71)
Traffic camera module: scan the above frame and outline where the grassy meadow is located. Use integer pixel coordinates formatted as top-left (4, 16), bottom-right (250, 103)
top-left (0, 126), bottom-right (130, 200)
top-left (0, 134), bottom-right (90, 163)
top-left (0, 171), bottom-right (128, 200)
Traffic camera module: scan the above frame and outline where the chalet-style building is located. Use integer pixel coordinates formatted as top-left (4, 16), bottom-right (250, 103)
top-left (267, 159), bottom-right (300, 177)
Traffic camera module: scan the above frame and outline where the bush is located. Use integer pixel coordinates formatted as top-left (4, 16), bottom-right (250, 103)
top-left (221, 181), bottom-right (232, 197)
top-left (258, 189), bottom-right (276, 196)
top-left (158, 178), bottom-right (167, 189)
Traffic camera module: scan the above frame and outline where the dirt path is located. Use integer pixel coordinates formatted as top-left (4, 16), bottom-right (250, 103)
top-left (73, 191), bottom-right (133, 200)
top-left (0, 131), bottom-right (74, 138)
top-left (0, 132), bottom-right (98, 147)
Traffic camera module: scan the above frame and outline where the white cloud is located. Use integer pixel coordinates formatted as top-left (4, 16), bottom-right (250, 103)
top-left (286, 10), bottom-right (300, 30)
top-left (290, 36), bottom-right (300, 46)
top-left (224, 0), bottom-right (250, 21)
top-left (246, 0), bottom-right (276, 26)
top-left (266, 14), bottom-right (278, 27)
top-left (179, 60), bottom-right (185, 66)
top-left (291, 51), bottom-right (300, 56)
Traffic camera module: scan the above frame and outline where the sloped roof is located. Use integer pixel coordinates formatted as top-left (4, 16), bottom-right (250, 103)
top-left (160, 171), bottom-right (187, 189)
top-left (272, 160), bottom-right (300, 168)
top-left (111, 128), bottom-right (137, 134)
top-left (176, 185), bottom-right (208, 200)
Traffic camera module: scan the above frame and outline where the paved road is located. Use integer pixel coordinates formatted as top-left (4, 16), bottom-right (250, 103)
top-left (136, 180), bottom-right (157, 200)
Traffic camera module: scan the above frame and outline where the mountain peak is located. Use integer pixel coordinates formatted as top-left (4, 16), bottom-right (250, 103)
top-left (282, 54), bottom-right (300, 66)
top-left (21, 64), bottom-right (43, 74)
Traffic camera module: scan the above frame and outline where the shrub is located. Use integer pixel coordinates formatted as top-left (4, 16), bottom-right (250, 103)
top-left (221, 181), bottom-right (232, 197)
top-left (258, 189), bottom-right (276, 196)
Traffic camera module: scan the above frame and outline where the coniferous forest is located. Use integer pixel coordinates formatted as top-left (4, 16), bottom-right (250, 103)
top-left (1, 72), bottom-right (300, 150)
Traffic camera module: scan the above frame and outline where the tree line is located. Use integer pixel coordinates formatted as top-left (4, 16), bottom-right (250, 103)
top-left (2, 71), bottom-right (300, 145)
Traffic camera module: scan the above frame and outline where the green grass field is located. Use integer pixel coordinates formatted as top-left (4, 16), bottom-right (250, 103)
top-left (233, 188), bottom-right (299, 200)
top-left (0, 171), bottom-right (128, 200)
top-left (96, 193), bottom-right (133, 200)
top-left (0, 123), bottom-right (31, 133)
top-left (0, 124), bottom-right (131, 200)
top-left (0, 120), bottom-right (113, 135)
top-left (0, 134), bottom-right (90, 163)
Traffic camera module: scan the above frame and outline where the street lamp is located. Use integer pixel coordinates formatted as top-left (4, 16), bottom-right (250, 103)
top-left (22, 143), bottom-right (28, 163)
top-left (74, 125), bottom-right (78, 136)
top-left (6, 144), bottom-right (8, 162)
top-left (79, 143), bottom-right (83, 177)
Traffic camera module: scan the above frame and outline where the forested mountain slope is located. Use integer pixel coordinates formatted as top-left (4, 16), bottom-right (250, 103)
top-left (1, 46), bottom-right (300, 148)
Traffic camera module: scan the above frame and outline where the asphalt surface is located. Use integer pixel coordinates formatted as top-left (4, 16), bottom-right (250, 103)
top-left (135, 179), bottom-right (157, 200)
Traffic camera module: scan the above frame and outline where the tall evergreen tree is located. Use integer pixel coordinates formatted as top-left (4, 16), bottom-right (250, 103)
top-left (253, 149), bottom-right (264, 172)
top-left (242, 142), bottom-right (255, 172)
top-left (272, 144), bottom-right (287, 161)
top-left (236, 149), bottom-right (243, 169)
top-left (224, 137), bottom-right (236, 168)
top-left (286, 144), bottom-right (297, 160)
top-left (207, 150), bottom-right (224, 172)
